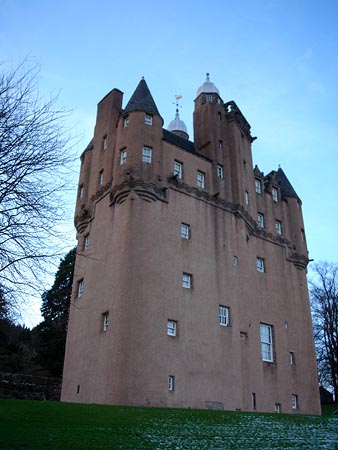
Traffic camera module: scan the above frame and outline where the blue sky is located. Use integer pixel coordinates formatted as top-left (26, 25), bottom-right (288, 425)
top-left (1, 0), bottom-right (338, 326)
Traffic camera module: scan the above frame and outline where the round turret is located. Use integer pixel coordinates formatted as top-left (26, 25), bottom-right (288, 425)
top-left (167, 109), bottom-right (189, 139)
top-left (196, 73), bottom-right (220, 97)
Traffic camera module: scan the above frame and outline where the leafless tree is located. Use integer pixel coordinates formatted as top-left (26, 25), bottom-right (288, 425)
top-left (310, 262), bottom-right (338, 401)
top-left (0, 59), bottom-right (73, 314)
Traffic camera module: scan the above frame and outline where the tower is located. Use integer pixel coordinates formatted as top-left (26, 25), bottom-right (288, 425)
top-left (61, 75), bottom-right (320, 414)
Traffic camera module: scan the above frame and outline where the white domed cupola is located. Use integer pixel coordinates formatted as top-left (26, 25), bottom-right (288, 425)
top-left (196, 73), bottom-right (220, 99)
top-left (167, 95), bottom-right (189, 139)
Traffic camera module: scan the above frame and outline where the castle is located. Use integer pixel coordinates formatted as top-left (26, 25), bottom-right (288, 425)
top-left (61, 75), bottom-right (320, 414)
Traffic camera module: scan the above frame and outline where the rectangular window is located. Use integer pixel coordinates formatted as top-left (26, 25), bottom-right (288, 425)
top-left (275, 403), bottom-right (281, 413)
top-left (255, 178), bottom-right (262, 194)
top-left (289, 352), bottom-right (295, 365)
top-left (102, 135), bottom-right (107, 150)
top-left (206, 94), bottom-right (213, 102)
top-left (79, 184), bottom-right (84, 199)
top-left (260, 323), bottom-right (273, 362)
top-left (168, 375), bottom-right (174, 391)
top-left (84, 235), bottom-right (89, 250)
top-left (167, 320), bottom-right (177, 336)
top-left (217, 140), bottom-right (222, 150)
top-left (103, 312), bottom-right (109, 332)
top-left (182, 273), bottom-right (192, 289)
top-left (245, 191), bottom-right (249, 206)
top-left (233, 256), bottom-right (238, 266)
top-left (99, 170), bottom-right (104, 186)
top-left (257, 213), bottom-right (264, 228)
top-left (219, 305), bottom-right (230, 326)
top-left (291, 394), bottom-right (298, 409)
top-left (174, 160), bottom-right (183, 179)
top-left (256, 257), bottom-right (265, 273)
top-left (120, 148), bottom-right (127, 165)
top-left (77, 279), bottom-right (84, 298)
top-left (252, 393), bottom-right (256, 410)
top-left (275, 220), bottom-right (282, 235)
top-left (197, 170), bottom-right (205, 189)
top-left (181, 223), bottom-right (190, 239)
top-left (142, 146), bottom-right (152, 163)
top-left (145, 114), bottom-right (153, 125)
top-left (217, 164), bottom-right (224, 179)
top-left (272, 187), bottom-right (278, 203)
top-left (123, 116), bottom-right (129, 127)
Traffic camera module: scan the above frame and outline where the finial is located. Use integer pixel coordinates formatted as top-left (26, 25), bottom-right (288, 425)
top-left (142, 76), bottom-right (145, 80)
top-left (206, 72), bottom-right (210, 81)
top-left (172, 95), bottom-right (183, 117)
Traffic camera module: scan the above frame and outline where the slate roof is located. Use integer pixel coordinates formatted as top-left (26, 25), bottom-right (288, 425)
top-left (124, 78), bottom-right (161, 117)
top-left (162, 129), bottom-right (195, 154)
top-left (268, 167), bottom-right (300, 201)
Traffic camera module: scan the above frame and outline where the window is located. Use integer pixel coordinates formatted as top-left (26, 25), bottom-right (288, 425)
top-left (301, 228), bottom-right (306, 243)
top-left (289, 352), bottom-right (295, 365)
top-left (79, 184), bottom-right (84, 199)
top-left (167, 320), bottom-right (177, 336)
top-left (120, 148), bottom-right (127, 165)
top-left (260, 323), bottom-right (273, 362)
top-left (145, 114), bottom-right (153, 125)
top-left (206, 94), bottom-right (213, 102)
top-left (233, 256), bottom-right (238, 266)
top-left (257, 213), bottom-right (264, 228)
top-left (181, 223), bottom-right (190, 239)
top-left (275, 220), bottom-right (282, 235)
top-left (84, 235), bottom-right (89, 250)
top-left (291, 394), bottom-right (298, 409)
top-left (219, 305), bottom-right (230, 326)
top-left (168, 375), bottom-right (175, 391)
top-left (182, 273), bottom-right (192, 289)
top-left (218, 112), bottom-right (222, 120)
top-left (142, 146), bottom-right (152, 163)
top-left (274, 403), bottom-right (281, 413)
top-left (256, 257), bottom-right (265, 273)
top-left (217, 164), bottom-right (224, 179)
top-left (102, 135), bottom-right (107, 150)
top-left (174, 160), bottom-right (183, 179)
top-left (77, 384), bottom-right (80, 394)
top-left (245, 191), bottom-right (249, 206)
top-left (123, 116), bottom-right (129, 127)
top-left (197, 170), bottom-right (205, 189)
top-left (255, 178), bottom-right (262, 194)
top-left (77, 279), bottom-right (84, 298)
top-left (272, 187), bottom-right (278, 203)
top-left (217, 140), bottom-right (222, 150)
top-left (252, 393), bottom-right (256, 410)
top-left (103, 312), bottom-right (109, 332)
top-left (98, 170), bottom-right (104, 186)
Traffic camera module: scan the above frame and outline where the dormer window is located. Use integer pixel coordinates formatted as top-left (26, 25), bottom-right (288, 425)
top-left (272, 187), bottom-right (278, 203)
top-left (145, 114), bottom-right (153, 125)
top-left (255, 178), bottom-right (262, 194)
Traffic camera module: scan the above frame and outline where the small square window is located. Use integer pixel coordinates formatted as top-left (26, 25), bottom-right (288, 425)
top-left (219, 305), bottom-right (230, 326)
top-left (291, 394), bottom-right (298, 409)
top-left (168, 375), bottom-right (175, 391)
top-left (102, 135), bottom-right (107, 150)
top-left (182, 273), bottom-right (192, 289)
top-left (123, 116), bottom-right (129, 127)
top-left (181, 223), bottom-right (190, 239)
top-left (217, 164), bottom-right (224, 179)
top-left (257, 213), bottom-right (264, 228)
top-left (98, 170), bottom-right (104, 186)
top-left (145, 114), bottom-right (153, 125)
top-left (84, 235), bottom-right (89, 250)
top-left (103, 312), bottom-right (109, 332)
top-left (255, 178), bottom-right (262, 194)
top-left (260, 323), bottom-right (273, 362)
top-left (272, 187), bottom-right (278, 203)
top-left (275, 220), bottom-right (282, 235)
top-left (120, 148), bottom-right (127, 165)
top-left (275, 403), bottom-right (281, 413)
top-left (167, 320), bottom-right (177, 336)
top-left (174, 160), bottom-right (183, 179)
top-left (206, 94), bottom-right (213, 103)
top-left (77, 279), bottom-right (84, 298)
top-left (197, 170), bottom-right (205, 189)
top-left (256, 257), bottom-right (265, 273)
top-left (142, 146), bottom-right (152, 163)
top-left (217, 140), bottom-right (222, 150)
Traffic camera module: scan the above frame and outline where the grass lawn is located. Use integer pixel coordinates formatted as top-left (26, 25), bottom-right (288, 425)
top-left (0, 399), bottom-right (337, 449)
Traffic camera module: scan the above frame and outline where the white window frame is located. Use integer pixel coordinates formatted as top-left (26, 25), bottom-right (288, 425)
top-left (84, 235), bottom-right (89, 250)
top-left (174, 160), bottom-right (183, 179)
top-left (142, 146), bottom-right (152, 163)
top-left (274, 403), bottom-right (281, 413)
top-left (256, 257), bottom-right (265, 273)
top-left (79, 184), bottom-right (84, 199)
top-left (197, 170), bottom-right (205, 189)
top-left (182, 273), bottom-right (192, 289)
top-left (245, 191), bottom-right (249, 206)
top-left (99, 170), bottom-right (104, 186)
top-left (260, 323), bottom-right (273, 362)
top-left (103, 312), bottom-right (109, 332)
top-left (275, 220), bottom-right (282, 235)
top-left (217, 164), bottom-right (224, 179)
top-left (291, 394), bottom-right (298, 409)
top-left (272, 187), bottom-right (278, 203)
top-left (219, 305), bottom-right (230, 327)
top-left (145, 114), bottom-right (153, 125)
top-left (123, 116), bottom-right (129, 127)
top-left (289, 352), bottom-right (295, 365)
top-left (102, 135), bottom-right (107, 150)
top-left (233, 256), bottom-right (238, 266)
top-left (255, 178), bottom-right (262, 194)
top-left (168, 375), bottom-right (174, 391)
top-left (257, 213), bottom-right (264, 228)
top-left (206, 94), bottom-right (213, 103)
top-left (77, 279), bottom-right (84, 298)
top-left (167, 320), bottom-right (177, 336)
top-left (180, 223), bottom-right (190, 240)
top-left (120, 148), bottom-right (127, 165)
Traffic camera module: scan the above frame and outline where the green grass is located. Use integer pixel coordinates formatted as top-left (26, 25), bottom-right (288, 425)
top-left (0, 399), bottom-right (337, 449)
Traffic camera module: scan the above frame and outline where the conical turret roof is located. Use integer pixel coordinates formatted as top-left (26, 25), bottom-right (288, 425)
top-left (124, 78), bottom-right (161, 118)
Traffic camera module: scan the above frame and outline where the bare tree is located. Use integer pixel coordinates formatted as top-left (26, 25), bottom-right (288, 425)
top-left (0, 59), bottom-right (73, 314)
top-left (310, 262), bottom-right (338, 401)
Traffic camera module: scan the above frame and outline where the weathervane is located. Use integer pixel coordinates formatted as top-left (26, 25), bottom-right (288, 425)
top-left (173, 95), bottom-right (183, 114)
